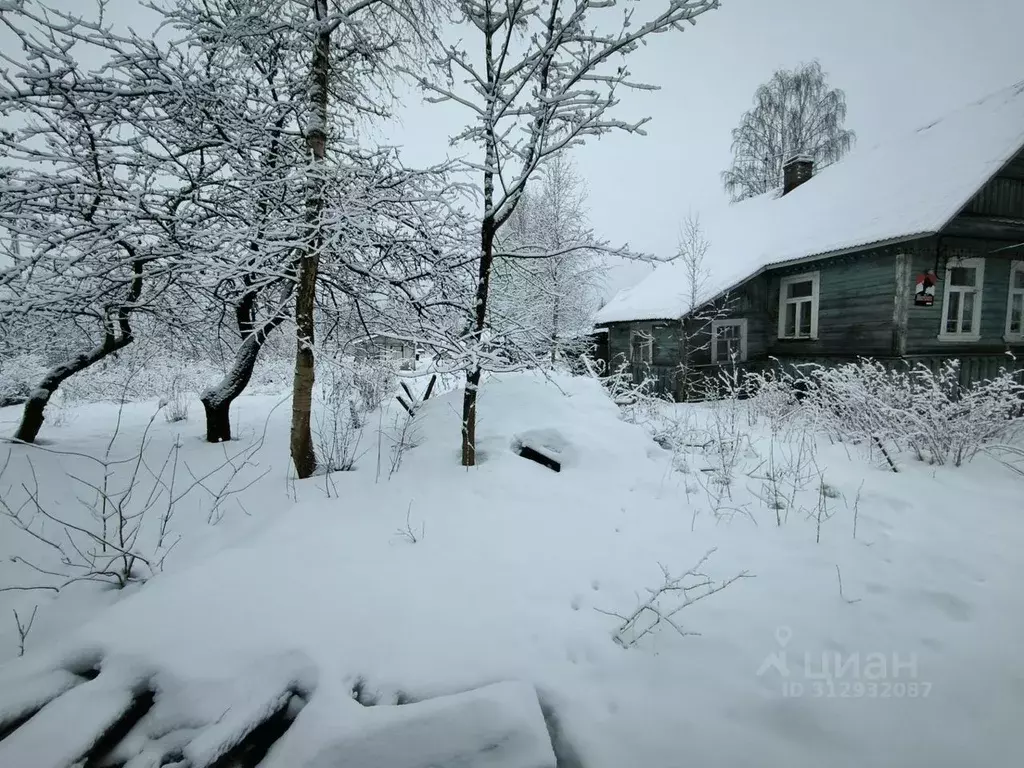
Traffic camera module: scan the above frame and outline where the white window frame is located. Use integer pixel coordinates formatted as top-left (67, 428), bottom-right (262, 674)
top-left (629, 328), bottom-right (652, 364)
top-left (711, 318), bottom-right (748, 363)
top-left (1005, 260), bottom-right (1024, 341)
top-left (777, 271), bottom-right (820, 340)
top-left (938, 257), bottom-right (985, 342)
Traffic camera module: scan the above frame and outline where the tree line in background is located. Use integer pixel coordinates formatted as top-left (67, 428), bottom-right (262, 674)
top-left (0, 0), bottom-right (722, 477)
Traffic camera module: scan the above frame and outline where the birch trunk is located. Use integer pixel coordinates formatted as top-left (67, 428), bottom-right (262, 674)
top-left (290, 0), bottom-right (330, 479)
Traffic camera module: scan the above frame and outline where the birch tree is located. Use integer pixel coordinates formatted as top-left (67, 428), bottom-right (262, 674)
top-left (677, 212), bottom-right (710, 313)
top-left (722, 60), bottom-right (855, 202)
top-left (675, 212), bottom-right (710, 399)
top-left (408, 0), bottom-right (720, 466)
top-left (491, 156), bottom-right (604, 364)
top-left (284, 0), bottom-right (443, 479)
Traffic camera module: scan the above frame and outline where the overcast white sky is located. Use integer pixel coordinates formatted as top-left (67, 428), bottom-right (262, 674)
top-left (379, 0), bottom-right (1024, 295)
top-left (8, 0), bottom-right (1024, 296)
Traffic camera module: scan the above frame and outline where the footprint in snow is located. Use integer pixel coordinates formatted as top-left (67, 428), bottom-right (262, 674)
top-left (918, 589), bottom-right (974, 622)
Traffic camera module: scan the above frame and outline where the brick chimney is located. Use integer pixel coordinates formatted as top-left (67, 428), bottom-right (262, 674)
top-left (782, 154), bottom-right (814, 195)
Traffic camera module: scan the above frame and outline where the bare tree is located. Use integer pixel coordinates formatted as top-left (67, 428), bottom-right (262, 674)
top-left (677, 212), bottom-right (710, 314)
top-left (490, 156), bottom-right (605, 365)
top-left (284, 0), bottom-right (446, 479)
top-left (0, 0), bottom-right (457, 463)
top-left (162, 0), bottom-right (309, 444)
top-left (409, 0), bottom-right (721, 466)
top-left (673, 213), bottom-right (737, 400)
top-left (0, 3), bottom-right (218, 443)
top-left (722, 60), bottom-right (855, 202)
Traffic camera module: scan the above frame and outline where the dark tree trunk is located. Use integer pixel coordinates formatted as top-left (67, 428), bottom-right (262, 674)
top-left (200, 316), bottom-right (285, 443)
top-left (461, 219), bottom-right (496, 467)
top-left (202, 398), bottom-right (233, 443)
top-left (15, 335), bottom-right (133, 443)
top-left (14, 259), bottom-right (142, 444)
top-left (290, 0), bottom-right (330, 480)
top-left (461, 368), bottom-right (481, 466)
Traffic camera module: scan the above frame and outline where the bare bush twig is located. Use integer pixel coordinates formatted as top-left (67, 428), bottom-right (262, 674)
top-left (596, 548), bottom-right (752, 647)
top-left (162, 374), bottom-right (190, 423)
top-left (1, 400), bottom-right (271, 593)
top-left (12, 605), bottom-right (38, 656)
top-left (835, 565), bottom-right (861, 604)
top-left (393, 501), bottom-right (425, 544)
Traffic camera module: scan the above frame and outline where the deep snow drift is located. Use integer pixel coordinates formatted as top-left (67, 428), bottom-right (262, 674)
top-left (1, 372), bottom-right (1022, 767)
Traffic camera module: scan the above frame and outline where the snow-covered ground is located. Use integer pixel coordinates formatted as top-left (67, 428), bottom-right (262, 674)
top-left (1, 373), bottom-right (1022, 767)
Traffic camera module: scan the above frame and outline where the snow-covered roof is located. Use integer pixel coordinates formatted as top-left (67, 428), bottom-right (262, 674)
top-left (596, 80), bottom-right (1024, 325)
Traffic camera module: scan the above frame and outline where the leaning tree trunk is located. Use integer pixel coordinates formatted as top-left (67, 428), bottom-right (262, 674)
top-left (15, 262), bottom-right (142, 444)
top-left (200, 317), bottom-right (284, 443)
top-left (289, 0), bottom-right (330, 480)
top-left (15, 333), bottom-right (133, 443)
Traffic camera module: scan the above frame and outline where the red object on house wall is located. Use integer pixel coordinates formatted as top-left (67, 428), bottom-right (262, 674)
top-left (915, 269), bottom-right (937, 306)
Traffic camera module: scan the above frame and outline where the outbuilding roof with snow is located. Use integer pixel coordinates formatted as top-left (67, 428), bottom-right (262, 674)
top-left (595, 80), bottom-right (1024, 325)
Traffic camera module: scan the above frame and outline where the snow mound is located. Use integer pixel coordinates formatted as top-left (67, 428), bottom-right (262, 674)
top-left (293, 681), bottom-right (555, 768)
top-left (3, 371), bottom-right (1023, 767)
top-left (0, 656), bottom-right (152, 768)
top-left (416, 372), bottom-right (655, 473)
top-left (511, 429), bottom-right (572, 471)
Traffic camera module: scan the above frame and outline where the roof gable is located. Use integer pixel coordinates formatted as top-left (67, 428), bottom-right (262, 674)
top-left (596, 80), bottom-right (1024, 325)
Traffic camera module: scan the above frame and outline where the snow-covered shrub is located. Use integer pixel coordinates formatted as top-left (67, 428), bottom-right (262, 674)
top-left (580, 356), bottom-right (669, 432)
top-left (61, 345), bottom-right (215, 404)
top-left (352, 358), bottom-right (397, 413)
top-left (581, 354), bottom-right (656, 410)
top-left (690, 365), bottom-right (756, 495)
top-left (747, 425), bottom-right (819, 525)
top-left (744, 369), bottom-right (801, 435)
top-left (246, 350), bottom-right (294, 395)
top-left (388, 409), bottom-right (423, 478)
top-left (32, 339), bottom-right (294, 407)
top-left (0, 352), bottom-right (48, 406)
top-left (796, 358), bottom-right (1024, 468)
top-left (929, 364), bottom-right (1024, 466)
top-left (42, 388), bottom-right (75, 428)
top-left (163, 374), bottom-right (190, 423)
top-left (314, 365), bottom-right (363, 473)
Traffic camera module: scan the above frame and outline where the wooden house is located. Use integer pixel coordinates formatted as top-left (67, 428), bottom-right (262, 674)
top-left (353, 333), bottom-right (420, 370)
top-left (594, 81), bottom-right (1024, 398)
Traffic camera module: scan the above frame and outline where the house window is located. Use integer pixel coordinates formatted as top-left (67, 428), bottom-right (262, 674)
top-left (777, 272), bottom-right (820, 339)
top-left (712, 319), bottom-right (748, 363)
top-left (939, 257), bottom-right (984, 340)
top-left (630, 328), bottom-right (652, 364)
top-left (1006, 261), bottom-right (1024, 339)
